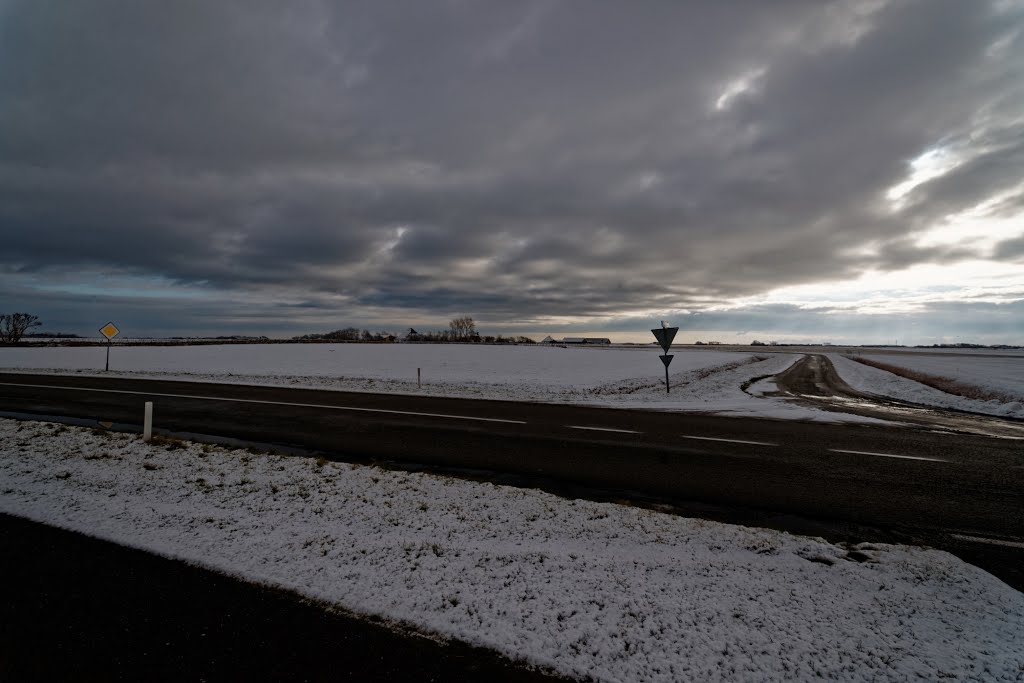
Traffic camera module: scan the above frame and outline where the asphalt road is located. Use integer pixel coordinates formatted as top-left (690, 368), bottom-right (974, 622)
top-left (2, 372), bottom-right (1022, 586)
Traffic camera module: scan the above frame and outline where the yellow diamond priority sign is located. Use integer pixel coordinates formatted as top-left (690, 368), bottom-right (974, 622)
top-left (99, 322), bottom-right (120, 341)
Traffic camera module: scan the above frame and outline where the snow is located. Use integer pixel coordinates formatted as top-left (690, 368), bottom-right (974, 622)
top-left (2, 418), bottom-right (1022, 682)
top-left (0, 343), bottom-right (868, 422)
top-left (4, 343), bottom-right (1020, 422)
top-left (848, 352), bottom-right (1024, 401)
top-left (829, 353), bottom-right (1024, 419)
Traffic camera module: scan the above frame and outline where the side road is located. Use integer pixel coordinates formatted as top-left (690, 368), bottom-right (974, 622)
top-left (0, 514), bottom-right (565, 682)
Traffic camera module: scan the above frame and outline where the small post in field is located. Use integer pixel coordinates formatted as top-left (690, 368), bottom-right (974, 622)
top-left (143, 401), bottom-right (153, 442)
top-left (417, 367), bottom-right (422, 389)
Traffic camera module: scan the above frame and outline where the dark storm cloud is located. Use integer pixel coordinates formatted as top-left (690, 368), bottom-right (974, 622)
top-left (995, 236), bottom-right (1024, 261)
top-left (1, 0), bottom-right (1022, 334)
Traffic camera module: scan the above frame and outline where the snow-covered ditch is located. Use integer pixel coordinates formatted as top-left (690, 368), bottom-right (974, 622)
top-left (829, 354), bottom-right (1024, 419)
top-left (2, 418), bottom-right (1021, 681)
top-left (849, 352), bottom-right (1024, 399)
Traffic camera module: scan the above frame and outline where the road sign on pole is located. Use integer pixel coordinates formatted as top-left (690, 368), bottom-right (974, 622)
top-left (652, 326), bottom-right (677, 354)
top-left (660, 354), bottom-right (673, 393)
top-left (99, 322), bottom-right (120, 372)
top-left (99, 322), bottom-right (120, 341)
top-left (651, 326), bottom-right (679, 393)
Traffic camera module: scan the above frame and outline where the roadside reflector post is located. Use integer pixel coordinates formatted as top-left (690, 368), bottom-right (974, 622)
top-left (417, 367), bottom-right (422, 389)
top-left (143, 401), bottom-right (153, 442)
top-left (651, 323), bottom-right (679, 395)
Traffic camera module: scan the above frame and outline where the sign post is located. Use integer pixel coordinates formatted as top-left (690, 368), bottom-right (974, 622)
top-left (99, 322), bottom-right (120, 371)
top-left (651, 322), bottom-right (678, 394)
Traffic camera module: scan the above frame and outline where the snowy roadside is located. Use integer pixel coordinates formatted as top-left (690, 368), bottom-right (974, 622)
top-left (828, 354), bottom-right (1024, 419)
top-left (2, 418), bottom-right (1021, 682)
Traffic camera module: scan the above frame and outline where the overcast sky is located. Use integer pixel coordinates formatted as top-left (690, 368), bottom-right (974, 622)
top-left (2, 0), bottom-right (1022, 343)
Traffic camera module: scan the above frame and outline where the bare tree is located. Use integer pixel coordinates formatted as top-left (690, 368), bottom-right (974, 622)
top-left (448, 315), bottom-right (477, 340)
top-left (0, 312), bottom-right (42, 343)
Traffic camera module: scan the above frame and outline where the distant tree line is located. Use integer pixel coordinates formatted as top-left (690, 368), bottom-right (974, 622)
top-left (293, 316), bottom-right (536, 344)
top-left (403, 331), bottom-right (536, 344)
top-left (292, 327), bottom-right (395, 342)
top-left (0, 312), bottom-right (42, 343)
top-left (23, 332), bottom-right (81, 339)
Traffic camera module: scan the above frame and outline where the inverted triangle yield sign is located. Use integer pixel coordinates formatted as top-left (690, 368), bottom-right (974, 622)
top-left (651, 327), bottom-right (678, 353)
top-left (660, 354), bottom-right (673, 367)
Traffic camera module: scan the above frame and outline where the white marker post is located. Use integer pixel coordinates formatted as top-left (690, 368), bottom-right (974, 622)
top-left (143, 401), bottom-right (153, 442)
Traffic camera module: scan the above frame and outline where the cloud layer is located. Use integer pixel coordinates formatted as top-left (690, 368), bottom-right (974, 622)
top-left (1, 0), bottom-right (1022, 341)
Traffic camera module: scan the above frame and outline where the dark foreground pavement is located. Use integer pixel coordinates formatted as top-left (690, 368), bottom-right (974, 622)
top-left (0, 514), bottom-right (565, 682)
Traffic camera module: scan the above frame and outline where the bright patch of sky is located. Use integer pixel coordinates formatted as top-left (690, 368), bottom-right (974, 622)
top-left (913, 198), bottom-right (1024, 251)
top-left (886, 147), bottom-right (964, 206)
top-left (713, 68), bottom-right (766, 112)
top-left (720, 260), bottom-right (1024, 314)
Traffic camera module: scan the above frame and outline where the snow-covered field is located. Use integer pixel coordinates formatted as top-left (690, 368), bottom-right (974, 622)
top-left (0, 343), bottom-right (749, 386)
top-left (830, 354), bottom-right (1024, 419)
top-left (2, 418), bottom-right (1021, 681)
top-left (0, 344), bottom-right (845, 420)
top-left (2, 343), bottom-right (1021, 420)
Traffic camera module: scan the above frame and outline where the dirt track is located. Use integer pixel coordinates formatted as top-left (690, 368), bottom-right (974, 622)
top-left (773, 354), bottom-right (1024, 438)
top-left (773, 354), bottom-right (867, 399)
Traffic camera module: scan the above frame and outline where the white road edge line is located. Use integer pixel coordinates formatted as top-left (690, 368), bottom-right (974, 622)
top-left (829, 448), bottom-right (946, 462)
top-left (679, 435), bottom-right (776, 446)
top-left (567, 425), bottom-right (643, 434)
top-left (0, 381), bottom-right (528, 425)
top-left (950, 534), bottom-right (1024, 550)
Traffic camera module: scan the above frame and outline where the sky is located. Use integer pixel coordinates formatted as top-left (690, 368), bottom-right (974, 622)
top-left (1, 0), bottom-right (1023, 344)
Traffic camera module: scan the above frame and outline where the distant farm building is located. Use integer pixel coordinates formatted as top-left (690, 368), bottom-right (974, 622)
top-left (561, 337), bottom-right (611, 345)
top-left (541, 335), bottom-right (557, 343)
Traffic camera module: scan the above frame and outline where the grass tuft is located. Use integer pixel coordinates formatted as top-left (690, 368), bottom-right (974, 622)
top-left (149, 434), bottom-right (187, 450)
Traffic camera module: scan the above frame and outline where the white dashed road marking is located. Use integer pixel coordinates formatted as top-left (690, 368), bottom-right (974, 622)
top-left (678, 435), bottom-right (776, 446)
top-left (0, 381), bottom-right (528, 425)
top-left (566, 426), bottom-right (643, 434)
top-left (829, 448), bottom-right (946, 462)
top-left (950, 534), bottom-right (1024, 549)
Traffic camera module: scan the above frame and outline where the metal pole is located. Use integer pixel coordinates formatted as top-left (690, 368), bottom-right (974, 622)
top-left (143, 402), bottom-right (153, 442)
top-left (665, 364), bottom-right (670, 394)
top-left (417, 367), bottom-right (421, 389)
top-left (105, 341), bottom-right (110, 372)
